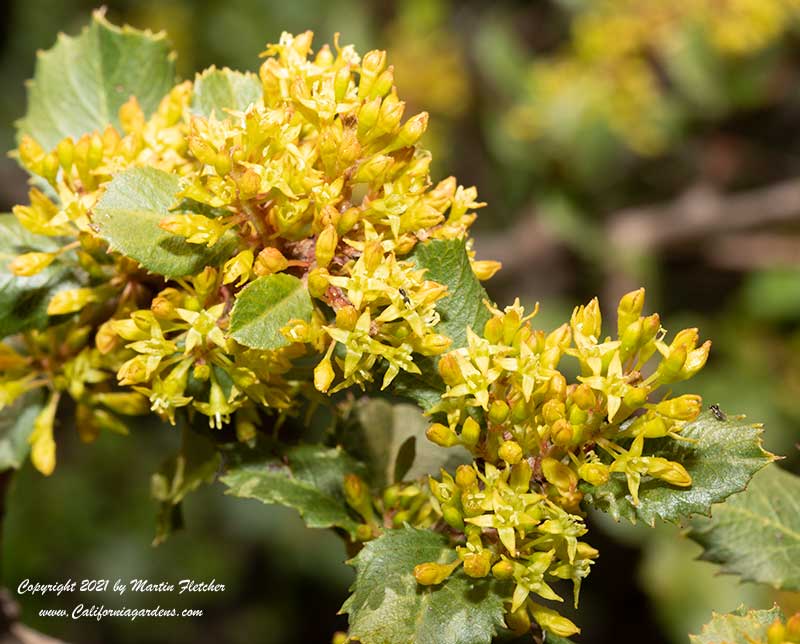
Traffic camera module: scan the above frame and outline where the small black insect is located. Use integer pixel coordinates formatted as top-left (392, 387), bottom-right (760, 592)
top-left (709, 404), bottom-right (727, 422)
top-left (398, 288), bottom-right (411, 307)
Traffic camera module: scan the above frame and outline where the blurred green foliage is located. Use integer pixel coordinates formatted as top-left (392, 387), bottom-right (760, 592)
top-left (2, 0), bottom-right (800, 642)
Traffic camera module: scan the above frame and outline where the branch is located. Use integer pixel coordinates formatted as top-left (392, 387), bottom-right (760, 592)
top-left (607, 179), bottom-right (800, 251)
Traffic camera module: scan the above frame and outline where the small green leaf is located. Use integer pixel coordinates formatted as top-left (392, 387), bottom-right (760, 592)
top-left (408, 238), bottom-right (491, 348)
top-left (351, 398), bottom-right (470, 489)
top-left (0, 389), bottom-right (45, 471)
top-left (228, 274), bottom-right (313, 350)
top-left (582, 411), bottom-right (775, 525)
top-left (17, 11), bottom-right (176, 149)
top-left (341, 527), bottom-right (507, 644)
top-left (221, 444), bottom-right (365, 537)
top-left (392, 239), bottom-right (491, 410)
top-left (191, 67), bottom-right (262, 118)
top-left (92, 166), bottom-right (236, 278)
top-left (689, 606), bottom-right (784, 644)
top-left (689, 465), bottom-right (800, 591)
top-left (0, 215), bottom-right (82, 338)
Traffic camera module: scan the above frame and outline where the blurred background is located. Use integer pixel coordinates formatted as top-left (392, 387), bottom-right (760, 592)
top-left (2, 0), bottom-right (800, 642)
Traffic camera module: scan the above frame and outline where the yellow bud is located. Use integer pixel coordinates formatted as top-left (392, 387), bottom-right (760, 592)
top-left (498, 440), bottom-right (523, 465)
top-left (9, 252), bottom-right (56, 277)
top-left (578, 462), bottom-right (610, 486)
top-left (551, 419), bottom-right (573, 447)
top-left (511, 398), bottom-right (530, 423)
top-left (655, 394), bottom-right (702, 421)
top-left (29, 393), bottom-right (59, 476)
top-left (254, 247), bottom-right (289, 276)
top-left (47, 288), bottom-right (97, 315)
top-left (681, 341), bottom-right (711, 379)
top-left (572, 297), bottom-right (601, 340)
top-left (488, 400), bottom-right (510, 425)
top-left (119, 97), bottom-right (145, 133)
top-left (462, 550), bottom-right (492, 578)
top-left (335, 305), bottom-right (359, 330)
top-left (357, 97), bottom-right (381, 137)
top-left (505, 604), bottom-right (531, 635)
top-left (334, 65), bottom-right (352, 102)
top-left (314, 354), bottom-right (335, 393)
top-left (767, 620), bottom-right (786, 644)
top-left (529, 602), bottom-right (580, 638)
top-left (541, 457), bottom-right (577, 492)
top-left (393, 112), bottom-right (428, 149)
top-left (617, 287), bottom-right (645, 336)
top-left (572, 384), bottom-right (596, 411)
top-left (647, 457), bottom-right (692, 486)
top-left (459, 416), bottom-right (481, 447)
top-left (56, 137), bottom-right (74, 171)
top-left (492, 559), bottom-right (515, 580)
top-left (336, 207), bottom-right (361, 235)
top-left (332, 632), bottom-right (348, 644)
top-left (442, 505), bottom-right (464, 531)
top-left (307, 268), bottom-right (329, 299)
top-left (786, 613), bottom-right (800, 638)
top-left (623, 387), bottom-right (648, 410)
top-left (471, 260), bottom-right (502, 281)
top-left (95, 321), bottom-right (118, 354)
top-left (344, 473), bottom-right (374, 522)
top-left (237, 167), bottom-right (260, 197)
top-left (414, 560), bottom-right (459, 586)
top-left (455, 464), bottom-right (477, 489)
top-left (92, 392), bottom-right (150, 416)
top-left (510, 461), bottom-right (532, 492)
top-left (483, 316), bottom-right (503, 344)
top-left (352, 154), bottom-right (393, 183)
top-left (656, 346), bottom-right (687, 383)
top-left (315, 226), bottom-right (338, 269)
top-left (18, 135), bottom-right (45, 171)
top-left (418, 333), bottom-right (451, 355)
top-left (159, 214), bottom-right (226, 247)
top-left (426, 422), bottom-right (459, 448)
top-left (437, 354), bottom-right (463, 386)
top-left (619, 318), bottom-right (643, 359)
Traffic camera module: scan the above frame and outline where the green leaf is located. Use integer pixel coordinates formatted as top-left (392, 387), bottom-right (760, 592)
top-left (582, 411), bottom-right (775, 525)
top-left (0, 215), bottom-right (82, 338)
top-left (0, 389), bottom-right (45, 471)
top-left (392, 239), bottom-right (491, 410)
top-left (689, 606), bottom-right (784, 644)
top-left (341, 527), bottom-right (507, 644)
top-left (228, 274), bottom-right (313, 350)
top-left (352, 398), bottom-right (471, 489)
top-left (689, 465), bottom-right (800, 591)
top-left (221, 444), bottom-right (365, 537)
top-left (151, 425), bottom-right (221, 546)
top-left (17, 11), bottom-right (176, 149)
top-left (408, 238), bottom-right (490, 348)
top-left (191, 67), bottom-right (262, 118)
top-left (92, 166), bottom-right (236, 278)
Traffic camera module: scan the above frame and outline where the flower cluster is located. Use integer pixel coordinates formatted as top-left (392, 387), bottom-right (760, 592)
top-left (506, 0), bottom-right (800, 154)
top-left (2, 31), bottom-right (493, 471)
top-left (415, 289), bottom-right (710, 637)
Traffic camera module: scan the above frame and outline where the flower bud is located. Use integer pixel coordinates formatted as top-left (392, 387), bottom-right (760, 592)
top-left (315, 225), bottom-right (338, 268)
top-left (459, 417), bottom-right (481, 447)
top-left (488, 400), bottom-right (510, 425)
top-left (571, 384), bottom-right (596, 411)
top-left (29, 393), bottom-right (59, 476)
top-left (509, 461), bottom-right (533, 492)
top-left (541, 457), bottom-right (577, 492)
top-left (427, 422), bottom-right (459, 448)
top-left (655, 394), bottom-right (702, 421)
top-left (223, 249), bottom-right (254, 286)
top-left (483, 316), bottom-right (503, 344)
top-left (314, 354), bottom-right (335, 393)
top-left (47, 288), bottom-right (97, 315)
top-left (307, 268), bottom-right (329, 298)
top-left (254, 247), bottom-right (289, 276)
top-left (414, 560), bottom-right (459, 586)
top-left (551, 419), bottom-right (574, 447)
top-left (767, 620), bottom-right (786, 644)
top-left (455, 465), bottom-right (477, 489)
top-left (9, 252), bottom-right (56, 277)
top-left (335, 305), bottom-right (359, 330)
top-left (471, 260), bottom-right (502, 281)
top-left (785, 613), bottom-right (800, 638)
top-left (647, 458), bottom-right (692, 486)
top-left (492, 559), bottom-right (514, 580)
top-left (578, 462), bottom-right (610, 486)
top-left (529, 602), bottom-right (580, 638)
top-left (442, 505), bottom-right (464, 531)
top-left (344, 473), bottom-right (374, 522)
top-left (462, 550), bottom-right (492, 578)
top-left (505, 604), bottom-right (531, 635)
top-left (617, 288), bottom-right (645, 337)
top-left (681, 341), bottom-right (711, 380)
top-left (419, 333), bottom-right (451, 355)
top-left (498, 440), bottom-right (523, 465)
top-left (438, 354), bottom-right (463, 386)
top-left (357, 97), bottom-right (381, 137)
